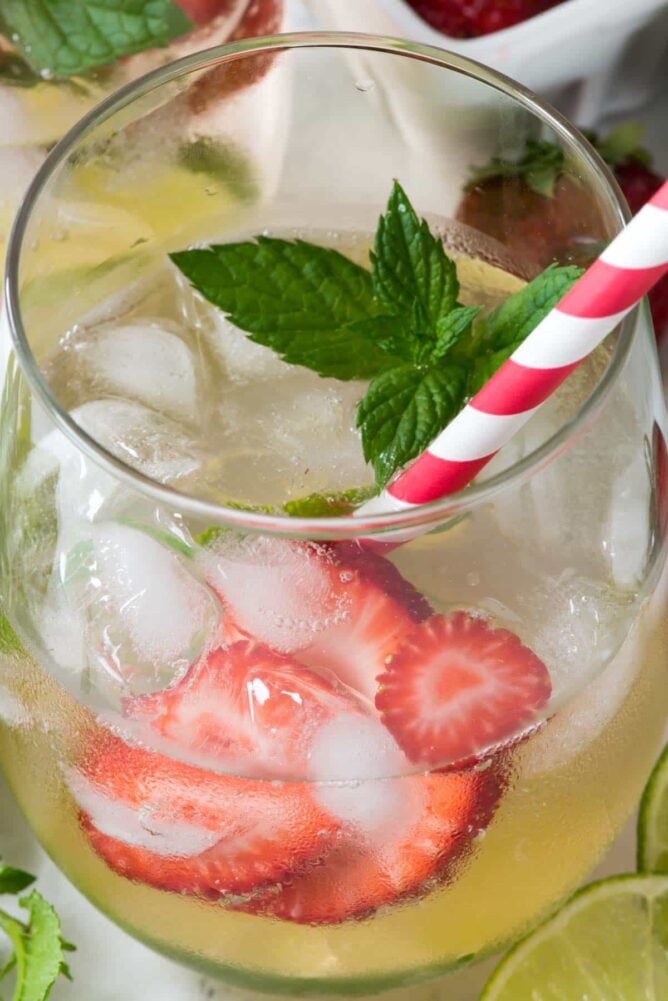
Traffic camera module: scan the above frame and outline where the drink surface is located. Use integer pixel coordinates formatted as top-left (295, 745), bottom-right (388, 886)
top-left (1, 222), bottom-right (667, 997)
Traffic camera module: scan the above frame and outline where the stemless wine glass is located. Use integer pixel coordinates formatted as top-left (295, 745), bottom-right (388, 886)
top-left (1, 33), bottom-right (666, 1001)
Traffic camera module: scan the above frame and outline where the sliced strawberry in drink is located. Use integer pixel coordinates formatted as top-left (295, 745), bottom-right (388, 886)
top-left (128, 641), bottom-right (361, 778)
top-left (328, 541), bottom-right (433, 624)
top-left (376, 613), bottom-right (552, 766)
top-left (299, 544), bottom-right (432, 703)
top-left (299, 572), bottom-right (418, 704)
top-left (240, 766), bottom-right (500, 924)
top-left (70, 733), bottom-right (339, 897)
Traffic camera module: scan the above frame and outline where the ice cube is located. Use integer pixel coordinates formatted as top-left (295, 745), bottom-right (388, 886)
top-left (53, 322), bottom-right (201, 424)
top-left (206, 310), bottom-right (293, 384)
top-left (523, 574), bottom-right (630, 706)
top-left (69, 522), bottom-right (219, 695)
top-left (38, 576), bottom-right (87, 674)
top-left (0, 685), bottom-right (30, 727)
top-left (202, 536), bottom-right (347, 653)
top-left (74, 399), bottom-right (203, 483)
top-left (18, 400), bottom-right (204, 562)
top-left (209, 369), bottom-right (372, 503)
top-left (309, 712), bottom-right (409, 837)
top-left (66, 768), bottom-right (220, 857)
top-left (606, 448), bottom-right (651, 589)
top-left (517, 619), bottom-right (641, 780)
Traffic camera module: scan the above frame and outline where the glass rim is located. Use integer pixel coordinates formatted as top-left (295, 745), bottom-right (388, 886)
top-left (4, 30), bottom-right (635, 540)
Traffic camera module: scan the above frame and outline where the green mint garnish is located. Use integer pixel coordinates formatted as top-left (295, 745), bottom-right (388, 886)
top-left (357, 363), bottom-right (467, 489)
top-left (172, 181), bottom-right (583, 490)
top-left (467, 139), bottom-right (566, 198)
top-left (171, 238), bottom-right (398, 381)
top-left (283, 486), bottom-right (376, 518)
top-left (178, 139), bottom-right (259, 206)
top-left (0, 861), bottom-right (74, 1001)
top-left (458, 263), bottom-right (584, 396)
top-left (467, 123), bottom-right (655, 201)
top-left (0, 866), bottom-right (35, 898)
top-left (586, 122), bottom-right (652, 169)
top-left (0, 0), bottom-right (192, 78)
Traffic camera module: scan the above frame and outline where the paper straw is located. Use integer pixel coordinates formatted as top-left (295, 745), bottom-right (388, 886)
top-left (357, 179), bottom-right (668, 532)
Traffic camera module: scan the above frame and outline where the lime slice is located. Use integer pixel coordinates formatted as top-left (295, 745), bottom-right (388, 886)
top-left (639, 744), bottom-right (668, 874)
top-left (480, 874), bottom-right (668, 1000)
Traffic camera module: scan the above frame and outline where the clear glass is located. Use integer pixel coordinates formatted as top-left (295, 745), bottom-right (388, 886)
top-left (0, 0), bottom-right (284, 263)
top-left (1, 32), bottom-right (667, 1001)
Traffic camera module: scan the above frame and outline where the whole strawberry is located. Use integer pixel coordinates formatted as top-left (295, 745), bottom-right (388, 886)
top-left (406, 0), bottom-right (564, 38)
top-left (457, 124), bottom-right (668, 342)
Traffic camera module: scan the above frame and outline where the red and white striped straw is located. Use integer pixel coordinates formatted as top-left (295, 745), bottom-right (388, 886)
top-left (357, 180), bottom-right (668, 530)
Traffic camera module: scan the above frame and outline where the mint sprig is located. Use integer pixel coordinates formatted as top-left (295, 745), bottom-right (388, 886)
top-left (0, 862), bottom-right (73, 1001)
top-left (0, 0), bottom-right (192, 78)
top-left (466, 139), bottom-right (566, 198)
top-left (172, 181), bottom-right (583, 490)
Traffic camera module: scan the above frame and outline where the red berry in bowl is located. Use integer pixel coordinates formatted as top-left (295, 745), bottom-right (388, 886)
top-left (406, 0), bottom-right (564, 39)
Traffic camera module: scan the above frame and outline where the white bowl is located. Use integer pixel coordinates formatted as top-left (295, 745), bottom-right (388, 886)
top-left (308, 0), bottom-right (668, 124)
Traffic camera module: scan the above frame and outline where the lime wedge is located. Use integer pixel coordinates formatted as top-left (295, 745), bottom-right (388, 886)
top-left (639, 744), bottom-right (668, 874)
top-left (480, 874), bottom-right (668, 1000)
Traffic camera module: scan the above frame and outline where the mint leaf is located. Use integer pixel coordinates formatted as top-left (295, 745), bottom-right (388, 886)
top-left (0, 614), bottom-right (24, 657)
top-left (433, 306), bottom-right (481, 360)
top-left (283, 486), bottom-right (375, 517)
top-left (171, 239), bottom-right (398, 380)
top-left (592, 123), bottom-right (652, 168)
top-left (467, 140), bottom-right (565, 198)
top-left (485, 264), bottom-right (583, 350)
top-left (0, 0), bottom-right (192, 78)
top-left (357, 364), bottom-right (466, 488)
top-left (343, 314), bottom-right (412, 360)
top-left (371, 180), bottom-right (458, 326)
top-left (465, 264), bottom-right (583, 395)
top-left (0, 891), bottom-right (72, 1001)
top-left (17, 892), bottom-right (72, 999)
top-left (0, 868), bottom-right (35, 897)
top-left (177, 138), bottom-right (259, 205)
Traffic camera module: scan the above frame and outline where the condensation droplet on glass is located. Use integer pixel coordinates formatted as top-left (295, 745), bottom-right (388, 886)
top-left (466, 571), bottom-right (480, 587)
top-left (40, 68), bottom-right (53, 80)
top-left (355, 78), bottom-right (375, 93)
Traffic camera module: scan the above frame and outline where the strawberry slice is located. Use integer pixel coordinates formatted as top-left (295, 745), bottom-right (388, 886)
top-left (70, 732), bottom-right (339, 898)
top-left (127, 641), bottom-right (361, 778)
top-left (239, 766), bottom-right (501, 924)
top-left (376, 613), bottom-right (552, 766)
top-left (300, 543), bottom-right (432, 703)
